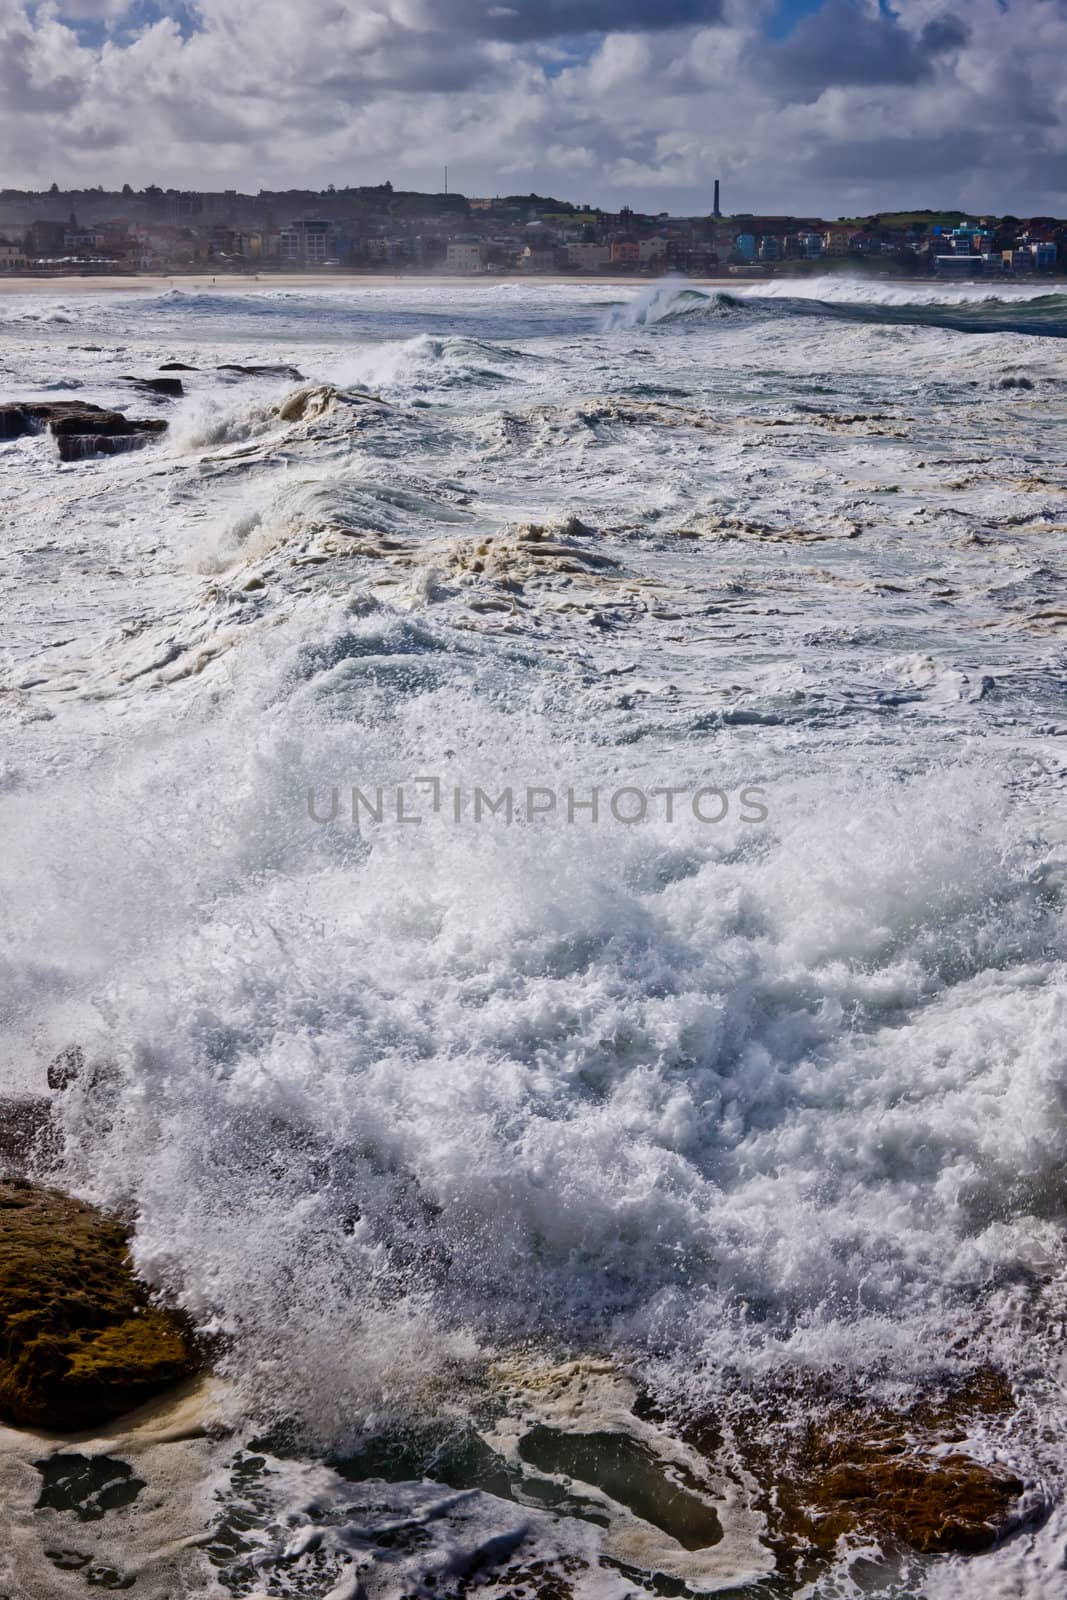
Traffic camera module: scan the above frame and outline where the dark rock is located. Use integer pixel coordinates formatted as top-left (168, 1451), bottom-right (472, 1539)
top-left (996, 376), bottom-right (1034, 391)
top-left (36, 1453), bottom-right (146, 1522)
top-left (159, 361), bottom-right (198, 372)
top-left (48, 1045), bottom-right (85, 1093)
top-left (0, 404), bottom-right (35, 440)
top-left (55, 431), bottom-right (163, 462)
top-left (46, 403), bottom-right (142, 437)
top-left (217, 363), bottom-right (305, 380)
top-left (0, 402), bottom-right (168, 461)
top-left (118, 376), bottom-right (184, 398)
top-left (44, 1548), bottom-right (91, 1571)
top-left (0, 1179), bottom-right (199, 1430)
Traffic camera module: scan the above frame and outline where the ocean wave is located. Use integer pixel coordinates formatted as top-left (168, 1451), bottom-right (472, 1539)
top-left (12, 625), bottom-right (1061, 1440)
top-left (7, 274), bottom-right (1067, 1596)
top-left (611, 275), bottom-right (1067, 338)
top-left (333, 332), bottom-right (532, 397)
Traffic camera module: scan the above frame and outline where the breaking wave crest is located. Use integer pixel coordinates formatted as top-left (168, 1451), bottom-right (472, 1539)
top-left (610, 275), bottom-right (1067, 338)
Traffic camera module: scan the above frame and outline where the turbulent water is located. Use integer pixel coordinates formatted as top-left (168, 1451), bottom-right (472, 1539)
top-left (1, 275), bottom-right (1066, 1597)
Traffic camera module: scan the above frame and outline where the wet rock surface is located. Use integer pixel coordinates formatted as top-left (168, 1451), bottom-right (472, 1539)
top-left (36, 1453), bottom-right (146, 1522)
top-left (681, 1369), bottom-right (1029, 1567)
top-left (0, 1180), bottom-right (198, 1431)
top-left (118, 376), bottom-right (184, 398)
top-left (217, 362), bottom-right (304, 380)
top-left (0, 401), bottom-right (167, 460)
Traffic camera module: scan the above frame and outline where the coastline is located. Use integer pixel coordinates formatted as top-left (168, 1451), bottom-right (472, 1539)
top-left (0, 270), bottom-right (1059, 300)
top-left (0, 271), bottom-right (741, 296)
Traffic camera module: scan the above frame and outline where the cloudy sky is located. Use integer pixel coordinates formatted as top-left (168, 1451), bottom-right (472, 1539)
top-left (3, 0), bottom-right (1065, 214)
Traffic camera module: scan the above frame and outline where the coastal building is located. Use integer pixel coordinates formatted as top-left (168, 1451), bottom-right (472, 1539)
top-left (278, 219), bottom-right (336, 264)
top-left (63, 222), bottom-right (98, 253)
top-left (567, 242), bottom-right (611, 271)
top-left (946, 223), bottom-right (991, 255)
top-left (823, 228), bottom-right (851, 256)
top-left (609, 240), bottom-right (639, 266)
top-left (935, 254), bottom-right (985, 277)
top-left (638, 235), bottom-right (669, 266)
top-left (445, 241), bottom-right (487, 272)
top-left (758, 236), bottom-right (781, 262)
top-left (734, 233), bottom-right (756, 261)
top-left (0, 238), bottom-right (27, 270)
top-left (1031, 241), bottom-right (1057, 271)
top-left (668, 245), bottom-right (719, 276)
top-left (520, 246), bottom-right (557, 272)
top-left (27, 219), bottom-right (65, 255)
top-left (131, 223), bottom-right (198, 266)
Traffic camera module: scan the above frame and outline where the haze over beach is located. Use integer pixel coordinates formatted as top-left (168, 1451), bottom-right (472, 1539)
top-left (1, 5), bottom-right (1067, 1600)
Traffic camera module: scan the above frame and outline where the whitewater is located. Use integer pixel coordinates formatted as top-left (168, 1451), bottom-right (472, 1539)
top-left (0, 274), bottom-right (1065, 1598)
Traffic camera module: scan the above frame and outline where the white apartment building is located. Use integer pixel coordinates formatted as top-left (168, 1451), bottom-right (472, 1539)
top-left (445, 241), bottom-right (487, 272)
top-left (0, 239), bottom-right (27, 270)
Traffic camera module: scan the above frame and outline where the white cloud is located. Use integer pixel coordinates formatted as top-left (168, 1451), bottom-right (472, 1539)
top-left (0, 0), bottom-right (1064, 215)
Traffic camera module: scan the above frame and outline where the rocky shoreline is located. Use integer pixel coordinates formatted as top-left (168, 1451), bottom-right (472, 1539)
top-left (0, 1092), bottom-right (1042, 1588)
top-left (0, 1178), bottom-right (200, 1432)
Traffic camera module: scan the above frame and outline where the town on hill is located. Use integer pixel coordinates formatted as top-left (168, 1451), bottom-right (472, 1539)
top-left (0, 182), bottom-right (1062, 278)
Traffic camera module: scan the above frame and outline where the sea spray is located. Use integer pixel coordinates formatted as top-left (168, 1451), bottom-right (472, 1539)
top-left (3, 277), bottom-right (1067, 1596)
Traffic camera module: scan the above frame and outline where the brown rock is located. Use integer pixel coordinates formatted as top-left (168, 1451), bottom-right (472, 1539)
top-left (0, 1180), bottom-right (198, 1431)
top-left (678, 1368), bottom-right (1027, 1566)
top-left (811, 1448), bottom-right (1023, 1555)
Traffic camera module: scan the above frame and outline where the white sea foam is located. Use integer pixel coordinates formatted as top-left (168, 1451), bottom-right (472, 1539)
top-left (2, 279), bottom-right (1066, 1596)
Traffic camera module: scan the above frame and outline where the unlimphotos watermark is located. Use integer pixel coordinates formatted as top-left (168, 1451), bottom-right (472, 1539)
top-left (307, 777), bottom-right (769, 828)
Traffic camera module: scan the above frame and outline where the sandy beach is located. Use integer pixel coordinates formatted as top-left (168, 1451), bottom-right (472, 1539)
top-left (0, 271), bottom-right (739, 295)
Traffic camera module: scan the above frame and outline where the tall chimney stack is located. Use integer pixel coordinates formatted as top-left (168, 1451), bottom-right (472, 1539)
top-left (713, 179), bottom-right (721, 218)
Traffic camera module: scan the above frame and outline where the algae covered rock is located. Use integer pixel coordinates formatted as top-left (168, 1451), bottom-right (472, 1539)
top-left (0, 1180), bottom-right (198, 1431)
top-left (768, 1372), bottom-right (1026, 1557)
top-left (673, 1368), bottom-right (1029, 1569)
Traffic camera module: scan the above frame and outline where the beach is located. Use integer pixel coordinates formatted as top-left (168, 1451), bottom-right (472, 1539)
top-left (0, 270), bottom-right (748, 295)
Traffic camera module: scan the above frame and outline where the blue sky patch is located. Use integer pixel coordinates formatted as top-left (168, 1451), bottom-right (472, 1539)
top-left (768, 0), bottom-right (827, 38)
top-left (55, 1), bottom-right (200, 44)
